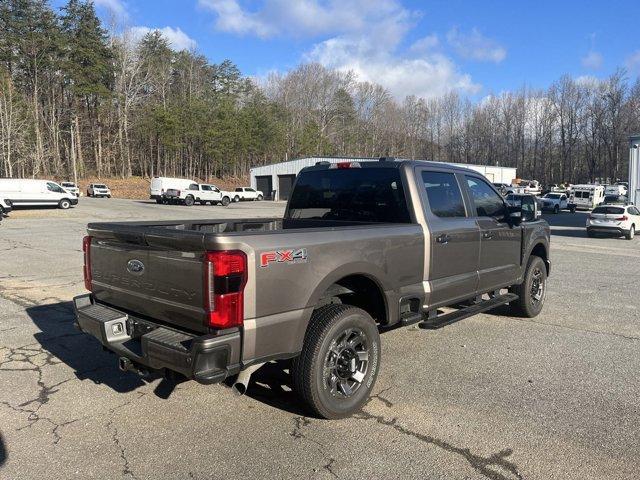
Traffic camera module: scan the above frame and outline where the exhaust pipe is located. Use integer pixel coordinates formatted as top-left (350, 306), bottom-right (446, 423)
top-left (231, 362), bottom-right (265, 396)
top-left (118, 357), bottom-right (149, 377)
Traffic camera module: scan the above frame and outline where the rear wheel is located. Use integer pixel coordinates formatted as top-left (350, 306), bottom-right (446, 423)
top-left (291, 305), bottom-right (380, 419)
top-left (221, 196), bottom-right (231, 207)
top-left (234, 195), bottom-right (240, 202)
top-left (184, 195), bottom-right (195, 207)
top-left (155, 198), bottom-right (162, 204)
top-left (508, 256), bottom-right (547, 318)
top-left (58, 199), bottom-right (71, 210)
top-left (626, 225), bottom-right (635, 240)
top-left (257, 194), bottom-right (263, 201)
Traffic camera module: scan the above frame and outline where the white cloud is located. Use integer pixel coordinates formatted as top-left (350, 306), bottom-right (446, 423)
top-left (409, 34), bottom-right (439, 53)
top-left (446, 27), bottom-right (506, 63)
top-left (581, 51), bottom-right (603, 70)
top-left (626, 50), bottom-right (640, 73)
top-left (130, 26), bottom-right (197, 51)
top-left (94, 0), bottom-right (128, 17)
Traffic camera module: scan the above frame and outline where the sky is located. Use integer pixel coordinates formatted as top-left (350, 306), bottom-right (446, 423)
top-left (53, 0), bottom-right (640, 101)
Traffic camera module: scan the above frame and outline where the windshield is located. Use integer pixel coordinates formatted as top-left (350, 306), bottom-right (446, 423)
top-left (287, 168), bottom-right (411, 223)
top-left (62, 182), bottom-right (75, 187)
top-left (544, 194), bottom-right (561, 199)
top-left (94, 184), bottom-right (107, 189)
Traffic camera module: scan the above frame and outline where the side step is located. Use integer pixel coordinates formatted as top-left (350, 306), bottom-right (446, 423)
top-left (418, 293), bottom-right (518, 330)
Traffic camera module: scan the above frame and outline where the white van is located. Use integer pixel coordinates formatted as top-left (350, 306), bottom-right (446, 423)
top-left (569, 184), bottom-right (605, 210)
top-left (150, 177), bottom-right (196, 204)
top-left (0, 179), bottom-right (79, 209)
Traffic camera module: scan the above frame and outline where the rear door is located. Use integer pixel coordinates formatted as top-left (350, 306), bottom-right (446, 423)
top-left (463, 175), bottom-right (521, 293)
top-left (417, 168), bottom-right (480, 307)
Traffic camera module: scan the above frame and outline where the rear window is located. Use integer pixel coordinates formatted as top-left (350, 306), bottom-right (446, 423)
top-left (592, 206), bottom-right (624, 215)
top-left (286, 168), bottom-right (411, 223)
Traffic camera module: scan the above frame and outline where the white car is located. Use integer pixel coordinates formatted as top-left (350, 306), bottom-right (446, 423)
top-left (165, 183), bottom-right (234, 206)
top-left (150, 176), bottom-right (195, 204)
top-left (87, 183), bottom-right (111, 198)
top-left (233, 187), bottom-right (264, 202)
top-left (61, 182), bottom-right (80, 197)
top-left (0, 197), bottom-right (12, 215)
top-left (540, 193), bottom-right (572, 213)
top-left (605, 184), bottom-right (628, 197)
top-left (0, 179), bottom-right (78, 209)
top-left (586, 204), bottom-right (640, 240)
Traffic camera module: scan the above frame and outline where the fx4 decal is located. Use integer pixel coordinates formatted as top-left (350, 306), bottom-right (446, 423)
top-left (260, 249), bottom-right (308, 267)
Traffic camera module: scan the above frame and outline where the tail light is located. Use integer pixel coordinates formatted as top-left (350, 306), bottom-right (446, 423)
top-left (330, 162), bottom-right (361, 169)
top-left (82, 236), bottom-right (92, 291)
top-left (204, 250), bottom-right (247, 329)
top-left (615, 215), bottom-right (628, 221)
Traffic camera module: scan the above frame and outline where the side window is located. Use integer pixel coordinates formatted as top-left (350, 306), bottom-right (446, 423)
top-left (248, 188), bottom-right (255, 192)
top-left (47, 182), bottom-right (64, 193)
top-left (421, 171), bottom-right (466, 218)
top-left (201, 185), bottom-right (211, 191)
top-left (629, 207), bottom-right (639, 216)
top-left (189, 184), bottom-right (199, 191)
top-left (465, 176), bottom-right (506, 218)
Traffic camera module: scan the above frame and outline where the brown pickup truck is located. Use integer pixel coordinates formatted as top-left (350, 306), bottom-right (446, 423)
top-left (74, 159), bottom-right (550, 418)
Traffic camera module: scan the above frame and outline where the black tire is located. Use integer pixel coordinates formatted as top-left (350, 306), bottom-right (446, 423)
top-left (625, 225), bottom-right (635, 240)
top-left (553, 205), bottom-right (559, 214)
top-left (155, 198), bottom-right (162, 204)
top-left (291, 305), bottom-right (381, 419)
top-left (508, 256), bottom-right (547, 318)
top-left (87, 191), bottom-right (91, 197)
top-left (58, 199), bottom-right (71, 210)
top-left (587, 230), bottom-right (595, 238)
top-left (221, 196), bottom-right (231, 207)
top-left (107, 195), bottom-right (111, 198)
top-left (234, 195), bottom-right (240, 202)
top-left (184, 195), bottom-right (195, 207)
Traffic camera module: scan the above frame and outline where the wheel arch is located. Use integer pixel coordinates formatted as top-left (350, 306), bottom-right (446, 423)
top-left (529, 242), bottom-right (550, 275)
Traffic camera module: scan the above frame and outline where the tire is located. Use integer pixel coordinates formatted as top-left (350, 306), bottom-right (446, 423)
top-left (587, 230), bottom-right (595, 238)
top-left (508, 256), bottom-right (547, 318)
top-left (184, 195), bottom-right (195, 207)
top-left (221, 196), bottom-right (231, 207)
top-left (291, 305), bottom-right (381, 419)
top-left (234, 195), bottom-right (240, 202)
top-left (257, 194), bottom-right (263, 201)
top-left (553, 205), bottom-right (559, 214)
top-left (626, 225), bottom-right (635, 240)
top-left (87, 191), bottom-right (91, 197)
top-left (58, 199), bottom-right (71, 210)
top-left (155, 198), bottom-right (162, 204)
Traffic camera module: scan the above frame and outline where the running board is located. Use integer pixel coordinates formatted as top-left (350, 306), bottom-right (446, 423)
top-left (418, 293), bottom-right (518, 330)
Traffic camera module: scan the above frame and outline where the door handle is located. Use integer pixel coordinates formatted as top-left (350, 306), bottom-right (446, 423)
top-left (436, 234), bottom-right (451, 244)
top-left (483, 232), bottom-right (494, 240)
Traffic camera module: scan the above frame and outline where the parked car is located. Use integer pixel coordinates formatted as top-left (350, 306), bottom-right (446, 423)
top-left (0, 179), bottom-right (78, 209)
top-left (87, 183), bottom-right (111, 198)
top-left (568, 184), bottom-right (605, 210)
top-left (586, 204), bottom-right (640, 240)
top-left (234, 187), bottom-right (264, 202)
top-left (0, 197), bottom-right (12, 215)
top-left (540, 193), bottom-right (574, 213)
top-left (603, 194), bottom-right (628, 205)
top-left (61, 182), bottom-right (80, 197)
top-left (165, 183), bottom-right (233, 206)
top-left (150, 176), bottom-right (195, 204)
top-left (605, 184), bottom-right (628, 197)
top-left (74, 159), bottom-right (550, 419)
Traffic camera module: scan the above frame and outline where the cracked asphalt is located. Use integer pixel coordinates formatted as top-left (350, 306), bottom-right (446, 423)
top-left (1, 198), bottom-right (639, 479)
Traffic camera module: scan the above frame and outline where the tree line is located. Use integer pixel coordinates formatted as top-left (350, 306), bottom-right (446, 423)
top-left (1, 0), bottom-right (639, 185)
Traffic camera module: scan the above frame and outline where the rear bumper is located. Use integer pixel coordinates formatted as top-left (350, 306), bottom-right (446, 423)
top-left (587, 226), bottom-right (627, 235)
top-left (73, 294), bottom-right (241, 384)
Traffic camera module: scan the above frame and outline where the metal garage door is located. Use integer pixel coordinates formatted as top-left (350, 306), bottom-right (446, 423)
top-left (278, 174), bottom-right (296, 201)
top-left (256, 176), bottom-right (273, 200)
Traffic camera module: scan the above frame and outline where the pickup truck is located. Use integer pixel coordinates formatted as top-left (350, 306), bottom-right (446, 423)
top-left (165, 183), bottom-right (233, 206)
top-left (74, 159), bottom-right (550, 419)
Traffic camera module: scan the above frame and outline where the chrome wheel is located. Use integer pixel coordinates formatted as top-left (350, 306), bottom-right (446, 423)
top-left (530, 267), bottom-right (545, 306)
top-left (323, 328), bottom-right (369, 398)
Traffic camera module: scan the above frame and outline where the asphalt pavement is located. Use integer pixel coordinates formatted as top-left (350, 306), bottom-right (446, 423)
top-left (1, 198), bottom-right (639, 479)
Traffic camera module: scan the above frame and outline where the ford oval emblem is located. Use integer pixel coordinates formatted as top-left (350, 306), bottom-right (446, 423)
top-left (127, 259), bottom-right (145, 276)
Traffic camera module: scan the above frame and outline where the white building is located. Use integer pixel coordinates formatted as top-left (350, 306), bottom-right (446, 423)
top-left (629, 135), bottom-right (640, 207)
top-left (249, 157), bottom-right (517, 201)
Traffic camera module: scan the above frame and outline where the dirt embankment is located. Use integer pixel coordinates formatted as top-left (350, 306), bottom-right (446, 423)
top-left (52, 176), bottom-right (249, 199)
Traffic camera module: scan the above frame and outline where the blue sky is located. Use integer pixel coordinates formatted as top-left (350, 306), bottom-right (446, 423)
top-left (54, 0), bottom-right (640, 100)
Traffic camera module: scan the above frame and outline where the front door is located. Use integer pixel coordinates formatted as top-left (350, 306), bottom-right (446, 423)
top-left (417, 169), bottom-right (480, 307)
top-left (464, 175), bottom-right (521, 292)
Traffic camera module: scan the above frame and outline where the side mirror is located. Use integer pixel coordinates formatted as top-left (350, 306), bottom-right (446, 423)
top-left (507, 205), bottom-right (523, 225)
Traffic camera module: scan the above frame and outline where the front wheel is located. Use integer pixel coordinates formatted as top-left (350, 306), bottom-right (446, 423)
top-left (626, 225), bottom-right (635, 240)
top-left (234, 195), bottom-right (240, 202)
top-left (221, 196), bottom-right (231, 206)
top-left (184, 195), bottom-right (195, 207)
top-left (58, 199), bottom-right (71, 210)
top-left (291, 305), bottom-right (381, 419)
top-left (508, 255), bottom-right (547, 318)
top-left (257, 194), bottom-right (263, 201)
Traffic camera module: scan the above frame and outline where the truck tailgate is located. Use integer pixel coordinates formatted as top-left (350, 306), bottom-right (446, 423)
top-left (88, 223), bottom-right (208, 333)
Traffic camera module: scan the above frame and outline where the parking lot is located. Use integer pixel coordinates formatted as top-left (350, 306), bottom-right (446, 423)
top-left (1, 198), bottom-right (639, 479)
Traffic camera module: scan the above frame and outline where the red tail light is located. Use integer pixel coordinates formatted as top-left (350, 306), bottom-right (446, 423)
top-left (204, 251), bottom-right (247, 329)
top-left (82, 236), bottom-right (92, 291)
top-left (330, 161), bottom-right (361, 169)
top-left (615, 215), bottom-right (628, 221)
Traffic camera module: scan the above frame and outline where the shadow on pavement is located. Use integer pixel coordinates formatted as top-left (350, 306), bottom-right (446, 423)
top-left (241, 361), bottom-right (311, 417)
top-left (26, 302), bottom-right (150, 394)
top-left (0, 433), bottom-right (6, 467)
